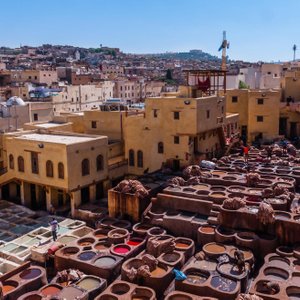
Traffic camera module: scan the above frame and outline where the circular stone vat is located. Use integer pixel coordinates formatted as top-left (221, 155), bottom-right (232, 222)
top-left (76, 277), bottom-right (101, 290)
top-left (57, 235), bottom-right (77, 244)
top-left (211, 186), bottom-right (226, 192)
top-left (94, 240), bottom-right (111, 251)
top-left (248, 189), bottom-right (261, 195)
top-left (276, 246), bottom-right (294, 257)
top-left (255, 280), bottom-right (280, 295)
top-left (147, 227), bottom-right (166, 237)
top-left (151, 265), bottom-right (167, 277)
top-left (162, 252), bottom-right (181, 263)
top-left (228, 186), bottom-right (246, 193)
top-left (112, 244), bottom-right (131, 255)
top-left (101, 217), bottom-right (116, 226)
top-left (185, 270), bottom-right (208, 284)
top-left (62, 246), bottom-right (80, 256)
top-left (196, 190), bottom-right (210, 196)
top-left (41, 285), bottom-right (62, 296)
top-left (94, 228), bottom-right (111, 238)
top-left (20, 268), bottom-right (42, 280)
top-left (183, 188), bottom-right (196, 193)
top-left (78, 237), bottom-right (96, 247)
top-left (131, 287), bottom-right (154, 299)
top-left (59, 286), bottom-right (84, 300)
top-left (228, 248), bottom-right (253, 262)
top-left (112, 220), bottom-right (131, 229)
top-left (166, 210), bottom-right (180, 216)
top-left (94, 256), bottom-right (116, 268)
top-left (287, 286), bottom-right (300, 299)
top-left (108, 228), bottom-right (129, 239)
top-left (127, 237), bottom-right (143, 246)
top-left (218, 262), bottom-right (246, 278)
top-left (77, 251), bottom-right (96, 261)
top-left (223, 176), bottom-right (237, 181)
top-left (264, 267), bottom-right (289, 281)
top-left (210, 275), bottom-right (237, 292)
top-left (2, 280), bottom-right (18, 294)
top-left (210, 192), bottom-right (226, 198)
top-left (175, 238), bottom-right (191, 249)
top-left (111, 282), bottom-right (131, 295)
top-left (203, 242), bottom-right (226, 257)
top-left (274, 211), bottom-right (291, 221)
top-left (268, 255), bottom-right (290, 269)
top-left (22, 295), bottom-right (42, 300)
top-left (199, 225), bottom-right (215, 234)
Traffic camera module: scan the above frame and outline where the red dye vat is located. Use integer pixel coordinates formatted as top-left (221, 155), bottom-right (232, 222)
top-left (127, 239), bottom-right (142, 246)
top-left (114, 246), bottom-right (130, 254)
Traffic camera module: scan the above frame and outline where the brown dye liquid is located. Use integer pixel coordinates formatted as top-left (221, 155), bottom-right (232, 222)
top-left (3, 285), bottom-right (15, 293)
top-left (59, 286), bottom-right (83, 300)
top-left (151, 266), bottom-right (166, 276)
top-left (201, 226), bottom-right (214, 234)
top-left (205, 244), bottom-right (225, 253)
top-left (41, 286), bottom-right (61, 296)
top-left (175, 242), bottom-right (189, 248)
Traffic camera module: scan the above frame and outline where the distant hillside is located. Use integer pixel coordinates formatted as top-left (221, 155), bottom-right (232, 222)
top-left (148, 50), bottom-right (220, 61)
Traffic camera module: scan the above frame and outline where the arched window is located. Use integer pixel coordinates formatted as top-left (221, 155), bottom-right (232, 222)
top-left (46, 160), bottom-right (54, 177)
top-left (158, 142), bottom-right (164, 154)
top-left (58, 162), bottom-right (64, 179)
top-left (137, 150), bottom-right (143, 168)
top-left (82, 159), bottom-right (90, 176)
top-left (18, 156), bottom-right (24, 172)
top-left (129, 149), bottom-right (135, 166)
top-left (96, 155), bottom-right (104, 171)
top-left (9, 154), bottom-right (14, 169)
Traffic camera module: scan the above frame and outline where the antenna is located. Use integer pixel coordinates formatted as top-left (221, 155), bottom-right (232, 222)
top-left (293, 44), bottom-right (297, 62)
top-left (218, 31), bottom-right (229, 71)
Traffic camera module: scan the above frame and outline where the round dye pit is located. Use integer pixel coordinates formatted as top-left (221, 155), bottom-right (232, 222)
top-left (127, 238), bottom-right (143, 246)
top-left (78, 251), bottom-right (96, 261)
top-left (255, 280), bottom-right (280, 295)
top-left (113, 245), bottom-right (130, 254)
top-left (286, 286), bottom-right (300, 299)
top-left (162, 252), bottom-right (181, 263)
top-left (150, 266), bottom-right (167, 277)
top-left (186, 271), bottom-right (208, 285)
top-left (94, 256), bottom-right (116, 268)
top-left (2, 280), bottom-right (18, 294)
top-left (200, 226), bottom-right (215, 234)
top-left (20, 268), bottom-right (42, 280)
top-left (229, 248), bottom-right (253, 261)
top-left (41, 285), bottom-right (62, 296)
top-left (277, 246), bottom-right (294, 256)
top-left (63, 247), bottom-right (80, 256)
top-left (219, 263), bottom-right (245, 277)
top-left (131, 287), bottom-right (154, 300)
top-left (275, 212), bottom-right (291, 221)
top-left (210, 192), bottom-right (226, 198)
top-left (148, 228), bottom-right (165, 236)
top-left (78, 237), bottom-right (96, 247)
top-left (175, 240), bottom-right (190, 249)
top-left (210, 275), bottom-right (237, 292)
top-left (94, 241), bottom-right (111, 251)
top-left (268, 256), bottom-right (290, 269)
top-left (111, 283), bottom-right (131, 295)
top-left (77, 277), bottom-right (101, 290)
top-left (23, 295), bottom-right (42, 300)
top-left (264, 267), bottom-right (289, 281)
top-left (59, 286), bottom-right (84, 300)
top-left (203, 243), bottom-right (226, 255)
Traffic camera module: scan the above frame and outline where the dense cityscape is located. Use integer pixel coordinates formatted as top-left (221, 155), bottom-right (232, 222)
top-left (1, 1), bottom-right (300, 299)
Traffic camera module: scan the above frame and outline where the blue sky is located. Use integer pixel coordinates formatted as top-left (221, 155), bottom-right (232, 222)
top-left (1, 0), bottom-right (300, 62)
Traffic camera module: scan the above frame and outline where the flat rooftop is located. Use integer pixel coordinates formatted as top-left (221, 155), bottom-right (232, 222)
top-left (34, 123), bottom-right (69, 128)
top-left (14, 133), bottom-right (103, 145)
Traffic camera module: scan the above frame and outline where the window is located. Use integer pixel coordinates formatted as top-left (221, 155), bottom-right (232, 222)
top-left (158, 142), bottom-right (164, 154)
top-left (257, 116), bottom-right (264, 122)
top-left (257, 98), bottom-right (264, 105)
top-left (206, 110), bottom-right (210, 119)
top-left (91, 121), bottom-right (97, 129)
top-left (232, 96), bottom-right (238, 103)
top-left (31, 152), bottom-right (39, 174)
top-left (96, 155), bottom-right (104, 171)
top-left (33, 113), bottom-right (38, 121)
top-left (174, 136), bottom-right (180, 144)
top-left (153, 109), bottom-right (158, 118)
top-left (58, 162), bottom-right (64, 179)
top-left (28, 76), bottom-right (32, 79)
top-left (46, 160), bottom-right (54, 177)
top-left (9, 154), bottom-right (14, 169)
top-left (18, 156), bottom-right (24, 172)
top-left (34, 76), bottom-right (37, 80)
top-left (129, 149), bottom-right (135, 166)
top-left (174, 111), bottom-right (180, 120)
top-left (137, 150), bottom-right (143, 168)
top-left (81, 159), bottom-right (90, 176)
top-left (221, 106), bottom-right (224, 113)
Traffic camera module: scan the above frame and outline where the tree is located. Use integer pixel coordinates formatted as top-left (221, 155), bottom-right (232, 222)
top-left (166, 69), bottom-right (173, 80)
top-left (239, 80), bottom-right (249, 89)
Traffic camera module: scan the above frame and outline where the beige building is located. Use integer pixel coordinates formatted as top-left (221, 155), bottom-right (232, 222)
top-left (114, 79), bottom-right (146, 103)
top-left (0, 131), bottom-right (108, 216)
top-left (10, 70), bottom-right (58, 86)
top-left (226, 89), bottom-right (281, 143)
